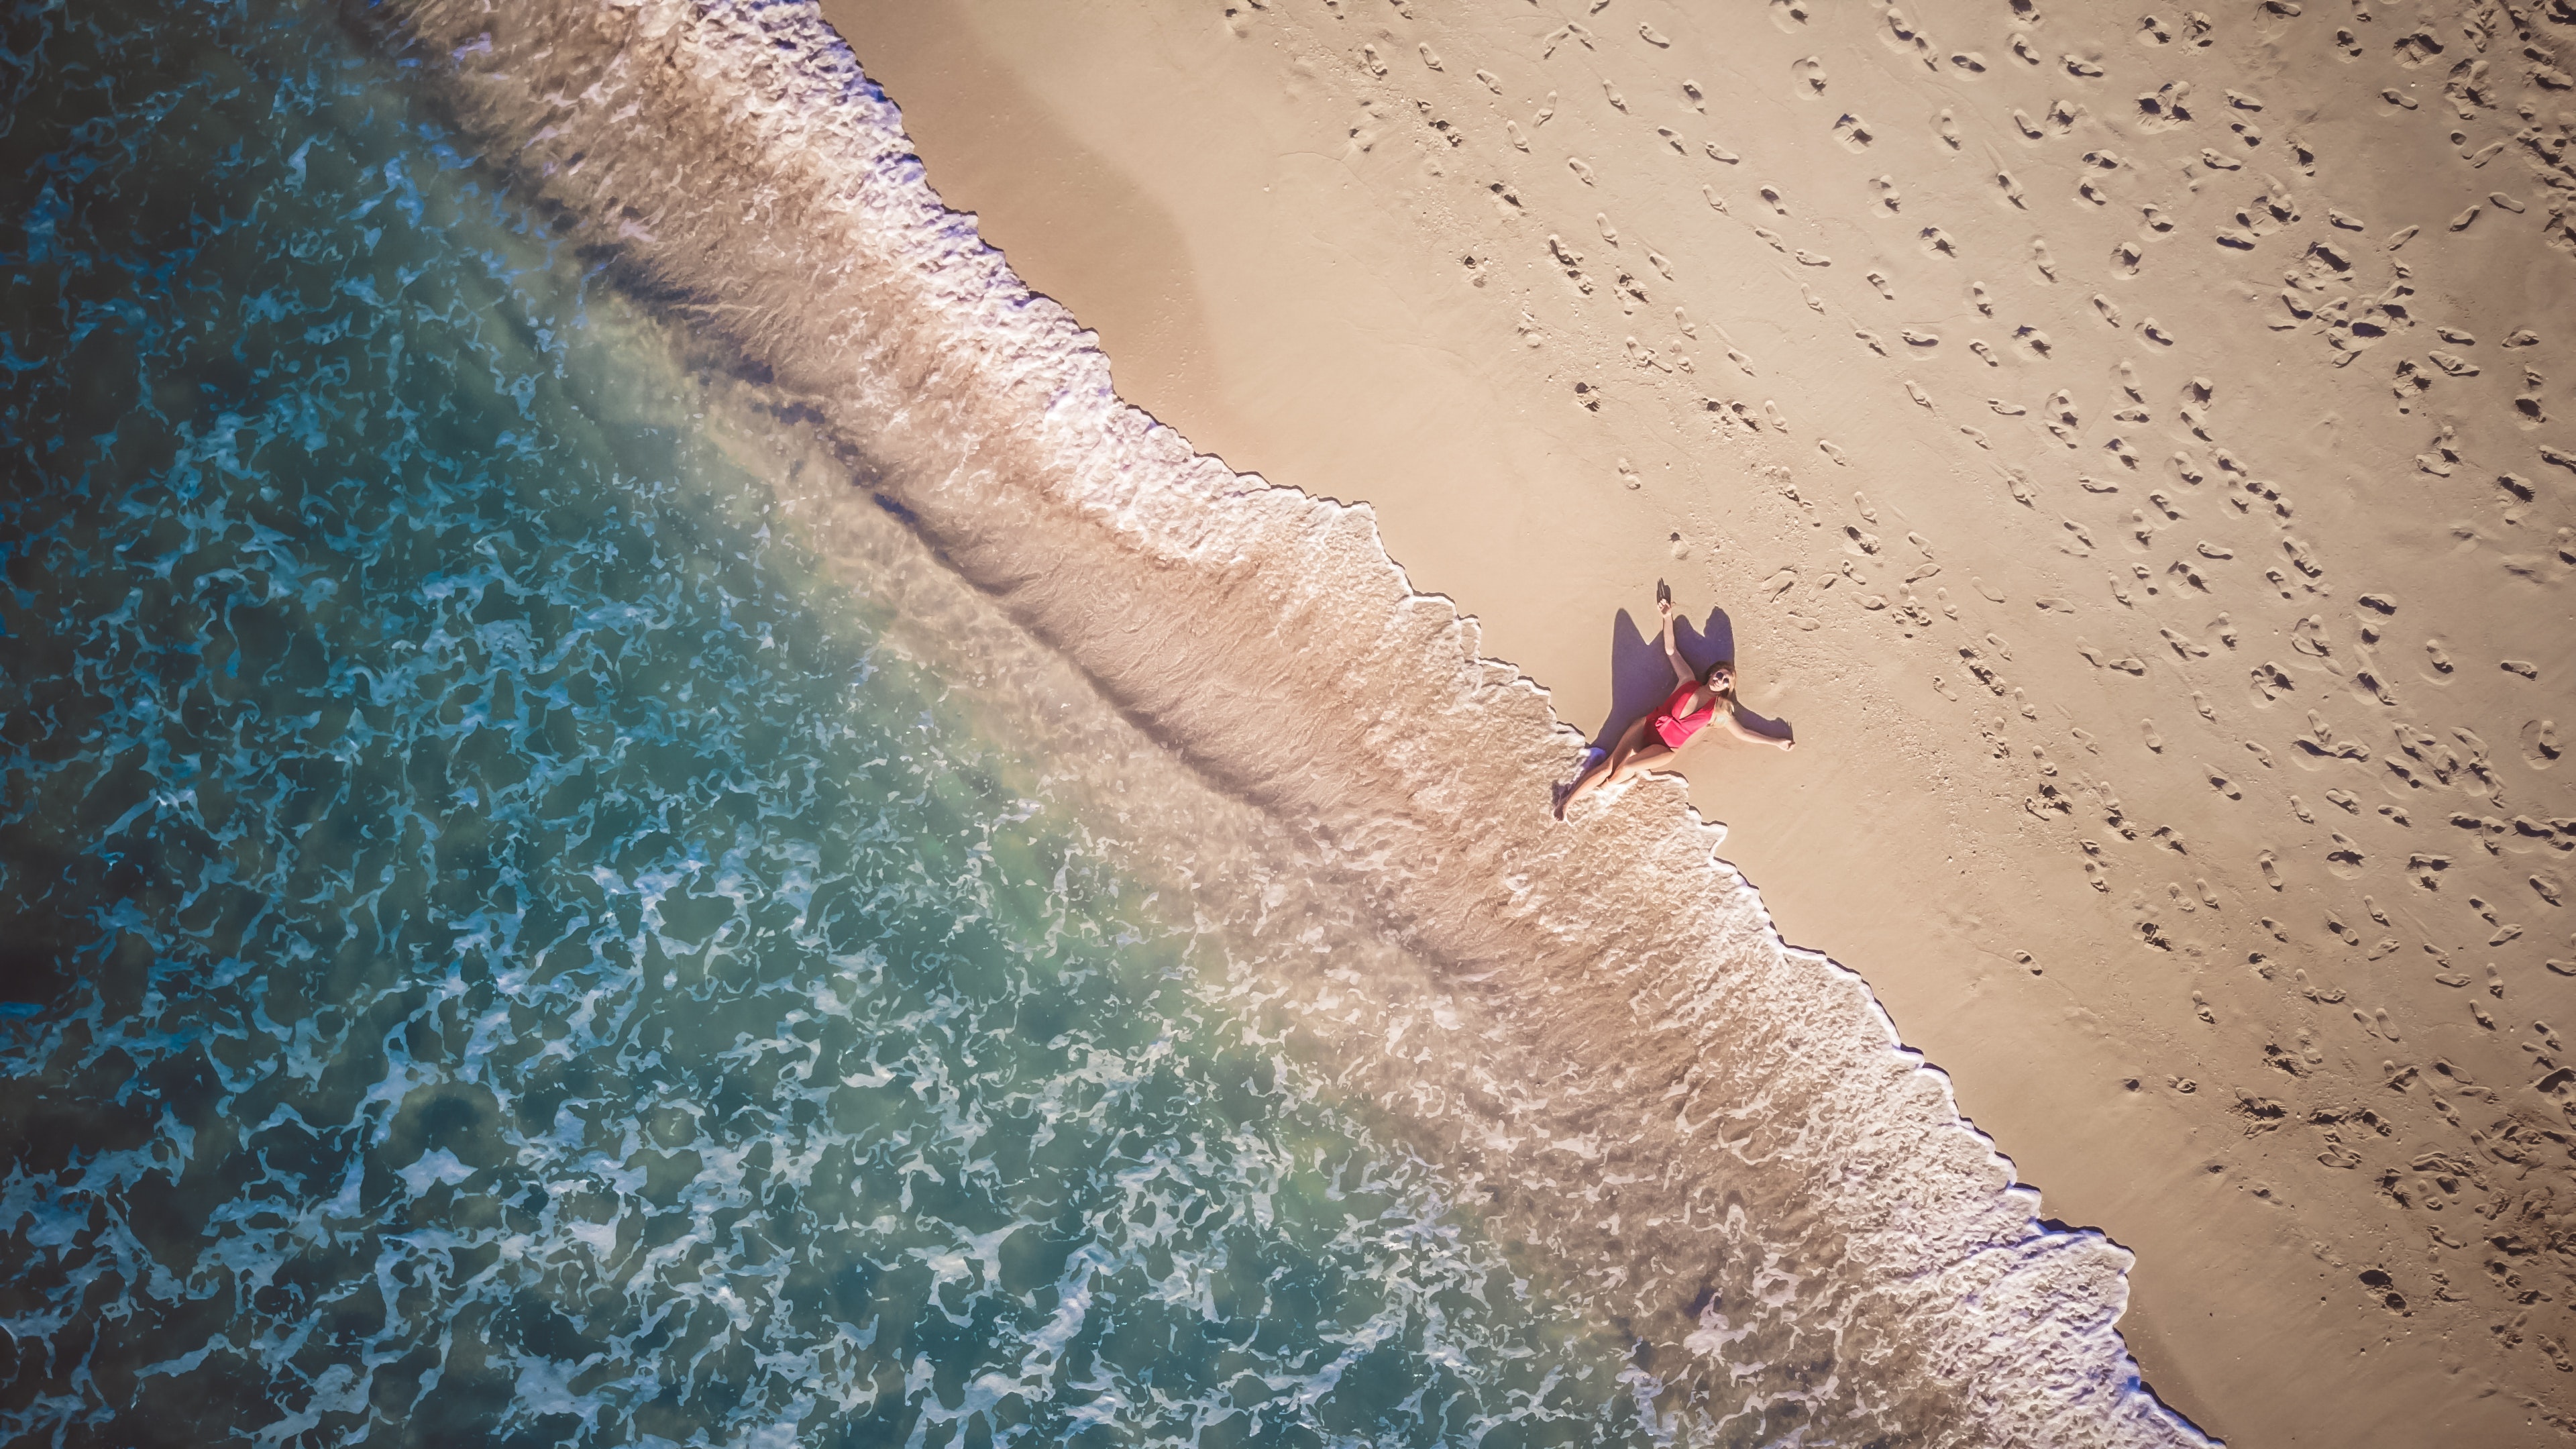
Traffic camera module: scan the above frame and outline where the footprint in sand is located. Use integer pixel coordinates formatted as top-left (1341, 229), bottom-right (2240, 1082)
top-left (1792, 56), bottom-right (1828, 96)
top-left (1833, 113), bottom-right (1874, 150)
top-left (1969, 339), bottom-right (2001, 366)
top-left (2328, 834), bottom-right (2369, 877)
top-left (2525, 720), bottom-right (2562, 769)
top-left (2260, 850), bottom-right (2284, 889)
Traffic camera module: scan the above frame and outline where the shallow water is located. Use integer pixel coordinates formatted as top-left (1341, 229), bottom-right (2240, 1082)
top-left (0, 4), bottom-right (1664, 1443)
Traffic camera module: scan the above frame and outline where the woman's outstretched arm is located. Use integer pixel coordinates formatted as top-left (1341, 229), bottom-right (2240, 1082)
top-left (1717, 709), bottom-right (1796, 751)
top-left (1658, 596), bottom-right (1693, 688)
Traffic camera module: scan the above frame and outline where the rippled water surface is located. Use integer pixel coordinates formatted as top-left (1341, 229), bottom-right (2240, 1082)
top-left (0, 3), bottom-right (1656, 1443)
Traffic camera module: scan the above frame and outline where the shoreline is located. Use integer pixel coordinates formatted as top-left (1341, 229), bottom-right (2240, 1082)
top-left (819, 1), bottom-right (2576, 1442)
top-left (382, 0), bottom-right (2220, 1437)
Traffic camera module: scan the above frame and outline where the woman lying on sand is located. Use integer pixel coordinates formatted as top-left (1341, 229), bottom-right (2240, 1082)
top-left (1554, 588), bottom-right (1794, 820)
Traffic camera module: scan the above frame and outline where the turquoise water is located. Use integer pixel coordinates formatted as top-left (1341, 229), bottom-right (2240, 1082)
top-left (0, 3), bottom-right (1657, 1443)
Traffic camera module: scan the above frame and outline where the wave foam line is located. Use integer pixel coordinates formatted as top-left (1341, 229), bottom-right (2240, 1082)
top-left (370, 2), bottom-right (2214, 1442)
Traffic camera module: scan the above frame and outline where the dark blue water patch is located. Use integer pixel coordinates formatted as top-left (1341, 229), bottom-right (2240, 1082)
top-left (0, 1), bottom-right (1656, 1445)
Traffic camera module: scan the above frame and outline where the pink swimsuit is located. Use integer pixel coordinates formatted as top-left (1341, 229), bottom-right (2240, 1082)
top-left (1651, 681), bottom-right (1720, 749)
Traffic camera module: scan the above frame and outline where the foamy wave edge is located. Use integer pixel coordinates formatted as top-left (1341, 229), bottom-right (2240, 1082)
top-left (372, 1), bottom-right (2216, 1442)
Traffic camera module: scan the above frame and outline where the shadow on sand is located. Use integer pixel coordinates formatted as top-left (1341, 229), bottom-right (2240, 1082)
top-left (1586, 604), bottom-right (1794, 752)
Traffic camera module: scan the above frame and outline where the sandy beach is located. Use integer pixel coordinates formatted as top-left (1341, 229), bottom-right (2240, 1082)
top-left (820, 1), bottom-right (2576, 1442)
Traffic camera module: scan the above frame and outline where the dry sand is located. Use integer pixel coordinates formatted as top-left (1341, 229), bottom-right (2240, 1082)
top-left (818, 0), bottom-right (2576, 1441)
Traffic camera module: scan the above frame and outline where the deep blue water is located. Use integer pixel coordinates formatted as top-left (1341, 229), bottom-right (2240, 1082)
top-left (0, 2), bottom-right (1654, 1443)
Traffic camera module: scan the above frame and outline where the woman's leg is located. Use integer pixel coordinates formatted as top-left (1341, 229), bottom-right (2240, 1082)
top-left (1557, 716), bottom-right (1654, 818)
top-left (1605, 737), bottom-right (1676, 786)
top-left (1560, 731), bottom-right (1674, 818)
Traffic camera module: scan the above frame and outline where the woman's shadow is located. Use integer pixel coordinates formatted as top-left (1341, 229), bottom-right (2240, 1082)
top-left (1586, 603), bottom-right (1793, 753)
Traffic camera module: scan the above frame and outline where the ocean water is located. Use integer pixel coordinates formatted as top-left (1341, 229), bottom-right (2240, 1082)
top-left (3, 0), bottom-right (2218, 1444)
top-left (0, 3), bottom-right (1662, 1444)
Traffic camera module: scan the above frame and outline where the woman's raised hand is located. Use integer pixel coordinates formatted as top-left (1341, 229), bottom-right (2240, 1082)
top-left (1656, 594), bottom-right (1674, 623)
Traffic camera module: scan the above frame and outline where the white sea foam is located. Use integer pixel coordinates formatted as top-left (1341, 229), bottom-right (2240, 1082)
top-left (371, 1), bottom-right (2218, 1441)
